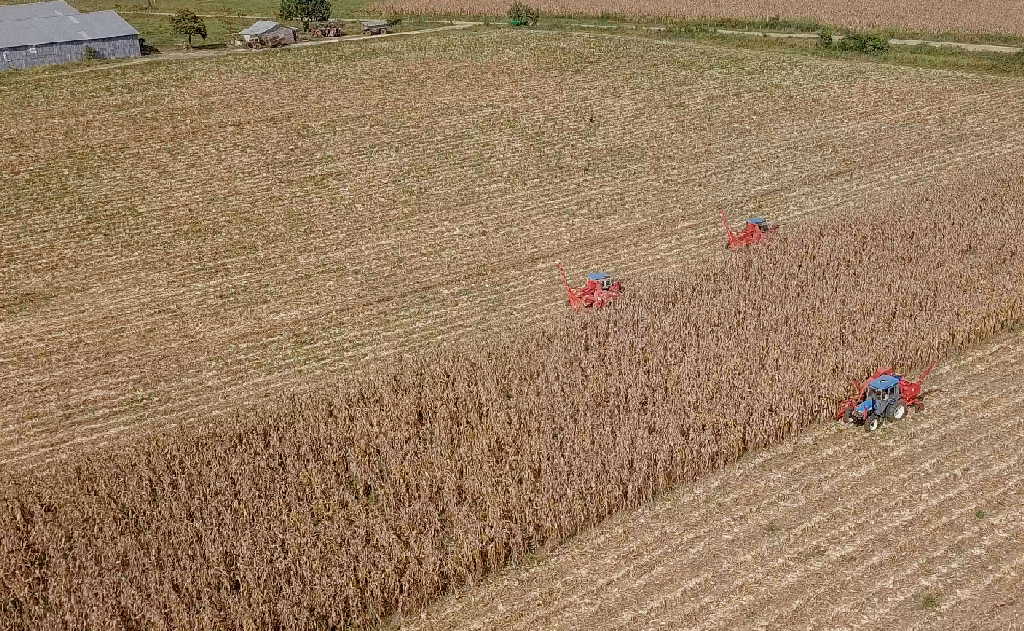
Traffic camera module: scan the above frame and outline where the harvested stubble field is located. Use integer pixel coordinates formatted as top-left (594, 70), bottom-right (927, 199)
top-left (2, 161), bottom-right (1023, 629)
top-left (4, 29), bottom-right (1024, 472)
top-left (377, 0), bottom-right (1024, 38)
top-left (404, 333), bottom-right (1024, 631)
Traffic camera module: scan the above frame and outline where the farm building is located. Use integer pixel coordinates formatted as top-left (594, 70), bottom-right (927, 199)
top-left (238, 21), bottom-right (298, 46)
top-left (0, 0), bottom-right (139, 71)
top-left (0, 0), bottom-right (78, 20)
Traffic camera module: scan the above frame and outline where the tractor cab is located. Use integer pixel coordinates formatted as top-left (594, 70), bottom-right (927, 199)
top-left (867, 374), bottom-right (902, 398)
top-left (747, 217), bottom-right (769, 232)
top-left (587, 272), bottom-right (613, 291)
top-left (855, 374), bottom-right (903, 418)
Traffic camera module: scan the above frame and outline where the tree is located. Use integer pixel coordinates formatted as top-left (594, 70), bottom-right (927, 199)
top-left (836, 32), bottom-right (890, 54)
top-left (507, 1), bottom-right (538, 26)
top-left (817, 27), bottom-right (834, 48)
top-left (170, 10), bottom-right (207, 47)
top-left (279, 0), bottom-right (331, 32)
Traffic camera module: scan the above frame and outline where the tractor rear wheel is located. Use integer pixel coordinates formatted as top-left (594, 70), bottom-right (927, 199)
top-left (890, 403), bottom-right (907, 420)
top-left (865, 416), bottom-right (883, 432)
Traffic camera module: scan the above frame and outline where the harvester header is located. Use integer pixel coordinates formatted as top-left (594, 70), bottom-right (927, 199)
top-left (557, 263), bottom-right (623, 310)
top-left (721, 210), bottom-right (779, 250)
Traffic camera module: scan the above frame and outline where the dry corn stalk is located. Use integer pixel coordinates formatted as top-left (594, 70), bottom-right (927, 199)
top-left (2, 164), bottom-right (1023, 629)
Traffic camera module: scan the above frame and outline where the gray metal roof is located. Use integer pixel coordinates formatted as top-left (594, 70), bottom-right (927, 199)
top-left (0, 10), bottom-right (138, 49)
top-left (240, 20), bottom-right (280, 35)
top-left (0, 1), bottom-right (79, 21)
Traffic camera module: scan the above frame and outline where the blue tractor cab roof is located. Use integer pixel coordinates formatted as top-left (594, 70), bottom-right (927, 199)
top-left (869, 375), bottom-right (901, 390)
top-left (747, 217), bottom-right (767, 225)
top-left (587, 272), bottom-right (610, 281)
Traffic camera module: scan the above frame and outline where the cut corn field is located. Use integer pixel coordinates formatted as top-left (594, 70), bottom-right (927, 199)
top-left (2, 28), bottom-right (1024, 630)
top-left (3, 151), bottom-right (1023, 628)
top-left (4, 30), bottom-right (1024, 471)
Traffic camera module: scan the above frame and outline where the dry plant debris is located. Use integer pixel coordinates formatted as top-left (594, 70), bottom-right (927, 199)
top-left (400, 334), bottom-right (1024, 631)
top-left (1, 160), bottom-right (1023, 629)
top-left (3, 31), bottom-right (1024, 472)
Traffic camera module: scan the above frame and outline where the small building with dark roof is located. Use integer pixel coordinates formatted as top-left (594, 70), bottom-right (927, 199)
top-left (0, 1), bottom-right (140, 71)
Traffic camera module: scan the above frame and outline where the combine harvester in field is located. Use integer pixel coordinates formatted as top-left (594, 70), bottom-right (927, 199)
top-left (836, 363), bottom-right (937, 431)
top-left (557, 263), bottom-right (623, 310)
top-left (721, 210), bottom-right (779, 250)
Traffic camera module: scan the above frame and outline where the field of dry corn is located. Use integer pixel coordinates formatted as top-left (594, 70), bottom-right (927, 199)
top-left (376, 0), bottom-right (1024, 38)
top-left (405, 332), bottom-right (1024, 631)
top-left (4, 29), bottom-right (1024, 473)
top-left (3, 158), bottom-right (1023, 629)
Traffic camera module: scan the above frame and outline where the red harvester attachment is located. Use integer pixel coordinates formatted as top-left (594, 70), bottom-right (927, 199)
top-left (557, 263), bottom-right (623, 310)
top-left (721, 210), bottom-right (779, 250)
top-left (835, 362), bottom-right (937, 430)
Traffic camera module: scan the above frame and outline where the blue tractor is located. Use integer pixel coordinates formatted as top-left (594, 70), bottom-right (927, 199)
top-left (852, 374), bottom-right (909, 432)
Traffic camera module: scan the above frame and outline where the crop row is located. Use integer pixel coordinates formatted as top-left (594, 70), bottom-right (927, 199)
top-left (2, 158), bottom-right (1022, 629)
top-left (3, 31), bottom-right (1023, 469)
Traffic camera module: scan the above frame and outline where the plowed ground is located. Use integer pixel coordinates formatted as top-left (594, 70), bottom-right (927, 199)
top-left (402, 333), bottom-right (1024, 631)
top-left (4, 29), bottom-right (1024, 471)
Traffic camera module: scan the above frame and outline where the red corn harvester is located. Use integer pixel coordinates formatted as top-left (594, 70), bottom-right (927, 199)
top-left (557, 263), bottom-right (623, 310)
top-left (835, 362), bottom-right (938, 432)
top-left (721, 210), bottom-right (779, 250)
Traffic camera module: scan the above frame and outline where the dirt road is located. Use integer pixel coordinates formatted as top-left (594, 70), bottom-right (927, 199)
top-left (401, 333), bottom-right (1024, 631)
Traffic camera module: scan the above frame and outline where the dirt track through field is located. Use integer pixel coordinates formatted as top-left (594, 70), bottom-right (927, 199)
top-left (400, 333), bottom-right (1024, 630)
top-left (4, 30), bottom-right (1024, 472)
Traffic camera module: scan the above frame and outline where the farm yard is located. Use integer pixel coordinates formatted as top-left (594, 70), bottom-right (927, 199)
top-left (3, 23), bottom-right (1024, 631)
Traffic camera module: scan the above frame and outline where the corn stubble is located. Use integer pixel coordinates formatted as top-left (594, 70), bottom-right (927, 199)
top-left (2, 166), bottom-right (1023, 629)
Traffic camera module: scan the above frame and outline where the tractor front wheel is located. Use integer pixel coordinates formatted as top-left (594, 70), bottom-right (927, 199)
top-left (890, 403), bottom-right (907, 420)
top-left (865, 416), bottom-right (883, 432)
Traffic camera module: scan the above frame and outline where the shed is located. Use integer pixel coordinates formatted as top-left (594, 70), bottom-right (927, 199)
top-left (0, 3), bottom-right (139, 71)
top-left (360, 19), bottom-right (390, 34)
top-left (239, 20), bottom-right (297, 45)
top-left (0, 0), bottom-right (79, 21)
